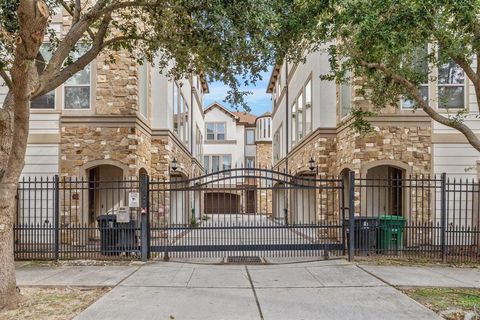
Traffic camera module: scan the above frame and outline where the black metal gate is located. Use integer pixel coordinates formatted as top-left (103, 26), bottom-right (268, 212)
top-left (147, 168), bottom-right (346, 259)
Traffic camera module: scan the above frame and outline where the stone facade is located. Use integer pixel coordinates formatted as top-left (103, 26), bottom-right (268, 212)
top-left (256, 142), bottom-right (273, 215)
top-left (271, 116), bottom-right (434, 240)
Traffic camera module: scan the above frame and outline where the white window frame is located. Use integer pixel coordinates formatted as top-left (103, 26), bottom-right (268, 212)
top-left (63, 45), bottom-right (92, 110)
top-left (205, 122), bottom-right (226, 141)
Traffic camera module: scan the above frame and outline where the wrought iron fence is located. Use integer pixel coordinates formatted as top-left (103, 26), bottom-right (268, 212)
top-left (350, 172), bottom-right (480, 263)
top-left (15, 176), bottom-right (142, 260)
top-left (13, 170), bottom-right (480, 263)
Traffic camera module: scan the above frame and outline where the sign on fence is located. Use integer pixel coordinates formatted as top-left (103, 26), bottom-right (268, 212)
top-left (129, 192), bottom-right (140, 208)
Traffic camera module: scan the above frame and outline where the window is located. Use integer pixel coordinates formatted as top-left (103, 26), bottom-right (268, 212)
top-left (245, 157), bottom-right (255, 168)
top-left (297, 93), bottom-right (303, 141)
top-left (204, 155), bottom-right (232, 174)
top-left (438, 52), bottom-right (465, 109)
top-left (402, 46), bottom-right (429, 109)
top-left (196, 126), bottom-right (203, 160)
top-left (205, 122), bottom-right (226, 141)
top-left (246, 129), bottom-right (255, 145)
top-left (138, 61), bottom-right (148, 117)
top-left (273, 127), bottom-right (282, 162)
top-left (290, 78), bottom-right (313, 146)
top-left (291, 102), bottom-right (296, 146)
top-left (305, 80), bottom-right (312, 133)
top-left (340, 82), bottom-right (352, 117)
top-left (31, 44), bottom-right (55, 109)
top-left (173, 83), bottom-right (179, 135)
top-left (64, 45), bottom-right (90, 109)
top-left (179, 95), bottom-right (184, 141)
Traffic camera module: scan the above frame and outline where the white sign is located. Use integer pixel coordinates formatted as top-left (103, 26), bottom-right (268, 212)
top-left (116, 207), bottom-right (130, 223)
top-left (129, 192), bottom-right (140, 208)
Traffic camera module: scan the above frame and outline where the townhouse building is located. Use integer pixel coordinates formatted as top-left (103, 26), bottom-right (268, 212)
top-left (1, 9), bottom-right (208, 242)
top-left (268, 47), bottom-right (480, 225)
top-left (202, 102), bottom-right (272, 214)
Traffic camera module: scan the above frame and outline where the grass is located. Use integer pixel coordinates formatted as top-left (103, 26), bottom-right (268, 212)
top-left (403, 288), bottom-right (480, 319)
top-left (0, 287), bottom-right (109, 320)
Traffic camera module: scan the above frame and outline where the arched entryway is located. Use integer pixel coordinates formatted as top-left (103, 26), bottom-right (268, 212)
top-left (82, 162), bottom-right (128, 242)
top-left (364, 164), bottom-right (406, 217)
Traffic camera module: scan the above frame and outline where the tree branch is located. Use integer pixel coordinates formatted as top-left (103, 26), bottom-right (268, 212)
top-left (57, 0), bottom-right (95, 40)
top-left (358, 60), bottom-right (480, 152)
top-left (0, 70), bottom-right (12, 89)
top-left (73, 0), bottom-right (81, 25)
top-left (34, 12), bottom-right (113, 97)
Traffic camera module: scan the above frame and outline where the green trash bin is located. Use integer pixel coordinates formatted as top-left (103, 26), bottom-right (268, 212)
top-left (378, 215), bottom-right (406, 252)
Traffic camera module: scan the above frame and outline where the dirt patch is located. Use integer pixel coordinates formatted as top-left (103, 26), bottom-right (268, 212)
top-left (0, 287), bottom-right (110, 320)
top-left (356, 256), bottom-right (480, 268)
top-left (402, 287), bottom-right (480, 320)
top-left (16, 260), bottom-right (142, 268)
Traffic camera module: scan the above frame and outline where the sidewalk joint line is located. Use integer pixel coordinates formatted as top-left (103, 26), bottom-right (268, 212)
top-left (245, 266), bottom-right (264, 320)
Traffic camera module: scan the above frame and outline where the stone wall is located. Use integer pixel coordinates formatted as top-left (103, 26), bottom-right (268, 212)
top-left (95, 52), bottom-right (139, 115)
top-left (255, 142), bottom-right (273, 215)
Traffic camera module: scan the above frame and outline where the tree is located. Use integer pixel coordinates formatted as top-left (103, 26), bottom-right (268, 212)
top-left (0, 0), bottom-right (277, 309)
top-left (276, 0), bottom-right (480, 151)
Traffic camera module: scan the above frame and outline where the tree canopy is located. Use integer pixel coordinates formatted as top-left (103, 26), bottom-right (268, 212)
top-left (0, 0), bottom-right (279, 111)
top-left (275, 0), bottom-right (480, 151)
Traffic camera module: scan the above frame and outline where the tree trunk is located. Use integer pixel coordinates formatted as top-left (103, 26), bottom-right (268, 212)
top-left (0, 0), bottom-right (49, 310)
top-left (0, 182), bottom-right (18, 310)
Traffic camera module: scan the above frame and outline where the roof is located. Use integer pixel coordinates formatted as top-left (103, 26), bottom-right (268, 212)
top-left (204, 102), bottom-right (239, 120)
top-left (232, 111), bottom-right (257, 126)
top-left (266, 64), bottom-right (282, 93)
top-left (204, 102), bottom-right (258, 125)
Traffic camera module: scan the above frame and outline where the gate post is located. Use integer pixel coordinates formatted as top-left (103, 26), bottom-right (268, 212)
top-left (54, 175), bottom-right (60, 260)
top-left (440, 172), bottom-right (447, 263)
top-left (348, 171), bottom-right (355, 262)
top-left (140, 174), bottom-right (150, 262)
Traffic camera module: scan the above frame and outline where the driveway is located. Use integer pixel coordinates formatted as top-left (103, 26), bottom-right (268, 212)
top-left (75, 259), bottom-right (441, 320)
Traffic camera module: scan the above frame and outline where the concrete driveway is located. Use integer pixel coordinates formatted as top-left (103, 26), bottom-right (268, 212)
top-left (75, 259), bottom-right (441, 320)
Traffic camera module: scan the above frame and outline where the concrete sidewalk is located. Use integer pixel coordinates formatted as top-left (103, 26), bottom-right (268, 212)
top-left (73, 260), bottom-right (441, 320)
top-left (16, 265), bottom-right (139, 287)
top-left (359, 264), bottom-right (480, 288)
top-left (16, 260), bottom-right (479, 319)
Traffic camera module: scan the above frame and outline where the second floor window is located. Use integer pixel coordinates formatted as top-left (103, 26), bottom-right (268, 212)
top-left (340, 82), bottom-right (352, 118)
top-left (246, 129), bottom-right (255, 145)
top-left (273, 127), bottom-right (282, 163)
top-left (64, 45), bottom-right (91, 109)
top-left (402, 46), bottom-right (429, 109)
top-left (138, 61), bottom-right (148, 118)
top-left (206, 122), bottom-right (225, 141)
top-left (31, 44), bottom-right (55, 109)
top-left (438, 53), bottom-right (465, 109)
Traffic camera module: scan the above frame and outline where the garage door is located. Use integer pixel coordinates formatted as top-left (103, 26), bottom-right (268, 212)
top-left (204, 193), bottom-right (240, 214)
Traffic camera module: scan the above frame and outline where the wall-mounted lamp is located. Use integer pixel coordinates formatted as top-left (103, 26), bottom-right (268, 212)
top-left (171, 158), bottom-right (178, 172)
top-left (308, 157), bottom-right (316, 172)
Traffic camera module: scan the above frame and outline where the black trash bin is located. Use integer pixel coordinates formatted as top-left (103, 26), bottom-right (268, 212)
top-left (97, 215), bottom-right (136, 256)
top-left (345, 217), bottom-right (379, 252)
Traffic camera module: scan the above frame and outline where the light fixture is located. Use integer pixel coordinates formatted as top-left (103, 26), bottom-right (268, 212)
top-left (308, 157), bottom-right (316, 172)
top-left (171, 158), bottom-right (178, 171)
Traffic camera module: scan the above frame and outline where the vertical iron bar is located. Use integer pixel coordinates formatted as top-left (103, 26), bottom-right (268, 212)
top-left (440, 172), bottom-right (447, 263)
top-left (54, 175), bottom-right (60, 260)
top-left (348, 171), bottom-right (355, 262)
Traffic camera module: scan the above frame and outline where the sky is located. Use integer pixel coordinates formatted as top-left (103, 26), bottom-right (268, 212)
top-left (203, 67), bottom-right (273, 116)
